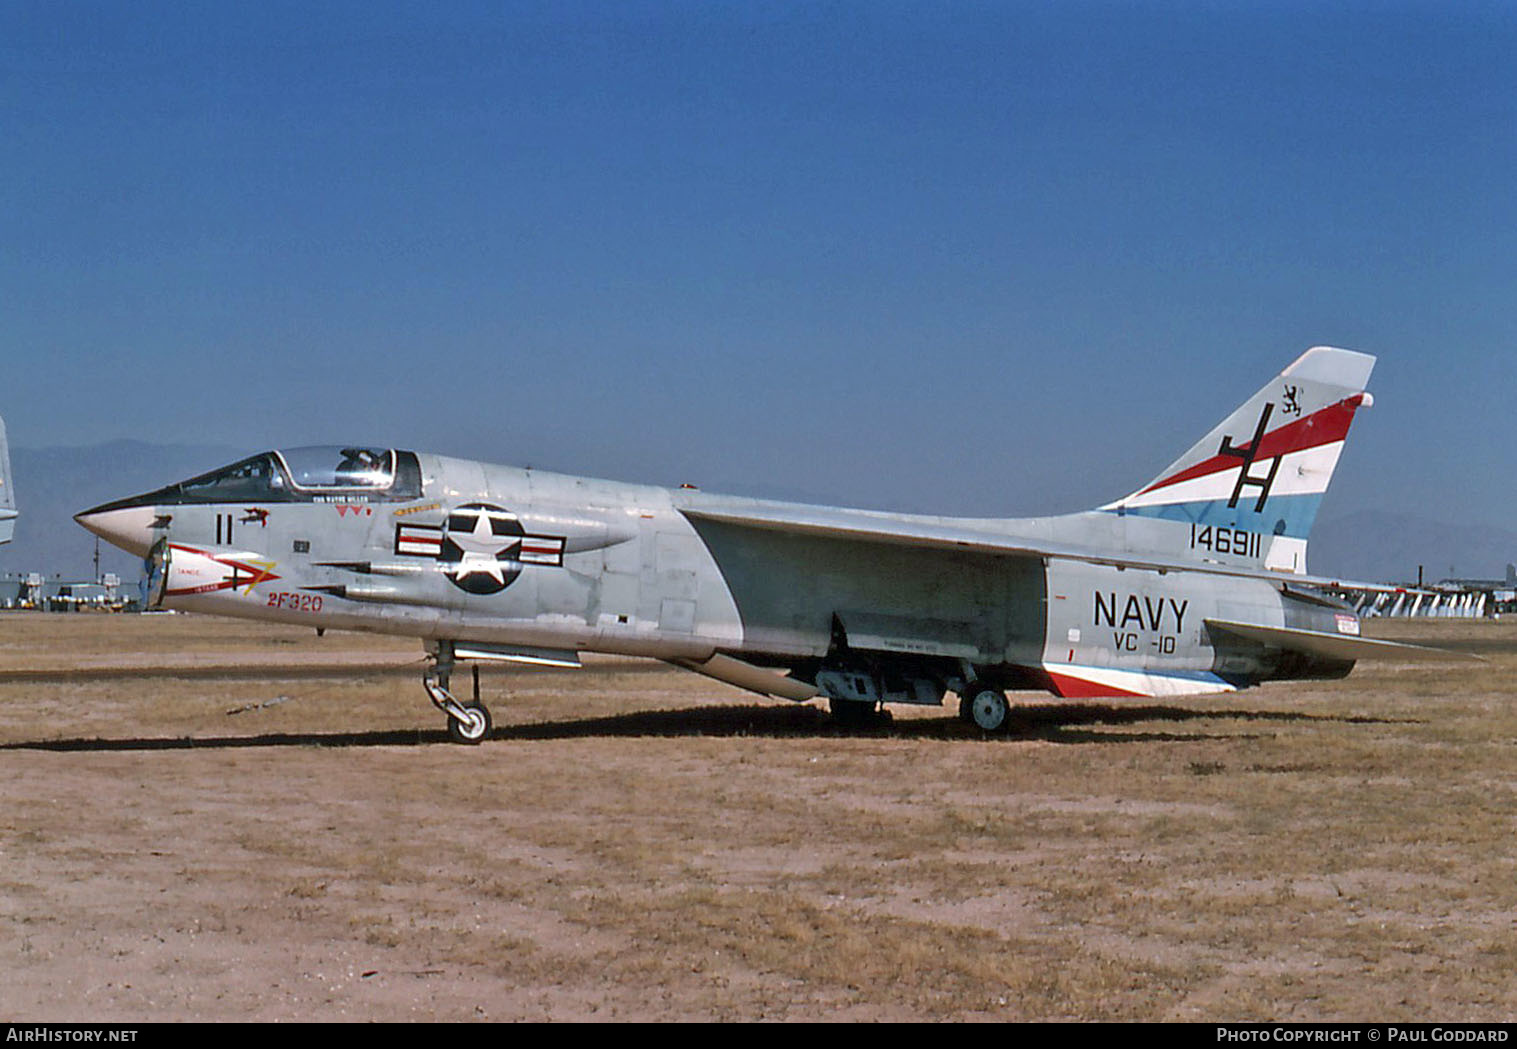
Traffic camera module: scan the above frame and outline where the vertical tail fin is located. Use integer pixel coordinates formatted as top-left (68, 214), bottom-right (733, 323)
top-left (1102, 347), bottom-right (1375, 574)
top-left (0, 414), bottom-right (14, 544)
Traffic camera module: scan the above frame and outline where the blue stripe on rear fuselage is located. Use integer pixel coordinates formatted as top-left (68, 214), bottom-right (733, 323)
top-left (1108, 493), bottom-right (1324, 539)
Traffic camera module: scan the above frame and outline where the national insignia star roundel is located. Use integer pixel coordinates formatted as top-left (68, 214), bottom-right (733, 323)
top-left (438, 502), bottom-right (526, 594)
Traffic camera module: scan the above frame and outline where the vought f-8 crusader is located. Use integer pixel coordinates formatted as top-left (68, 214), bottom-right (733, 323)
top-left (78, 347), bottom-right (1432, 742)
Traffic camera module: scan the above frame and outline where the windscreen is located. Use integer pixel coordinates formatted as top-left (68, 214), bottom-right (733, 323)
top-left (179, 454), bottom-right (286, 501)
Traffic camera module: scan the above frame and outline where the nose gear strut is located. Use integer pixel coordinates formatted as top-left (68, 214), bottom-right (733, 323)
top-left (424, 640), bottom-right (493, 744)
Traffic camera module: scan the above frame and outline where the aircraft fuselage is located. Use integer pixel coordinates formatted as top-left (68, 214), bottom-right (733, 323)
top-left (78, 448), bottom-right (1354, 710)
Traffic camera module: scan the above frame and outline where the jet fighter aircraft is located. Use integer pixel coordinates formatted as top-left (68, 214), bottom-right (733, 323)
top-left (77, 347), bottom-right (1425, 741)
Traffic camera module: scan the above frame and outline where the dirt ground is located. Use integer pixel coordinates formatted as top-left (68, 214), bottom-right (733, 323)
top-left (0, 611), bottom-right (1514, 1022)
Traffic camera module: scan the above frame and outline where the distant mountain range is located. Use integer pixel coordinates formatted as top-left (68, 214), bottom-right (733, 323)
top-left (2, 441), bottom-right (1512, 588)
top-left (0, 441), bottom-right (242, 582)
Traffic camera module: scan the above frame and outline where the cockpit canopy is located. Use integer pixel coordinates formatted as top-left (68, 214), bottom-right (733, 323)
top-left (280, 447), bottom-right (396, 491)
top-left (128, 447), bottom-right (424, 506)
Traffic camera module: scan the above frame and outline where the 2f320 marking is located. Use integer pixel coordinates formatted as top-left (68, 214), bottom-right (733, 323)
top-left (267, 591), bottom-right (323, 613)
top-left (1190, 524), bottom-right (1262, 558)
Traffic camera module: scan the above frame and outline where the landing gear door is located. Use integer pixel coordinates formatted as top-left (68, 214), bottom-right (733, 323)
top-left (142, 539), bottom-right (169, 610)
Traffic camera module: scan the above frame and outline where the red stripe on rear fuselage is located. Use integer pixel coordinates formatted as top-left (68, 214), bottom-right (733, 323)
top-left (1042, 669), bottom-right (1150, 700)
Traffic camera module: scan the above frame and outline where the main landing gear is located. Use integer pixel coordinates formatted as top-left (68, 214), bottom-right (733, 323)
top-left (958, 684), bottom-right (1011, 733)
top-left (424, 641), bottom-right (493, 745)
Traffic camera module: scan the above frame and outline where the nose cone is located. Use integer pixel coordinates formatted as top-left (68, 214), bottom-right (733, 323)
top-left (75, 503), bottom-right (159, 558)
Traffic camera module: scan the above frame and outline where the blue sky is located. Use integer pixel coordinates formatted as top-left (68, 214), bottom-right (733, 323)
top-left (5, 2), bottom-right (1514, 529)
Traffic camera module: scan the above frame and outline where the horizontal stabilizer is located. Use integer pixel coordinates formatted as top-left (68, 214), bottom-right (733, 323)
top-left (1204, 619), bottom-right (1481, 663)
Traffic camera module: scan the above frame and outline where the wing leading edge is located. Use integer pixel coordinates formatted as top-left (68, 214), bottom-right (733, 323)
top-left (678, 501), bottom-right (1375, 592)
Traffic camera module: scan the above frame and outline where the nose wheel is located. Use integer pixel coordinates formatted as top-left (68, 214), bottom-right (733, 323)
top-left (445, 698), bottom-right (492, 745)
top-left (424, 642), bottom-right (493, 745)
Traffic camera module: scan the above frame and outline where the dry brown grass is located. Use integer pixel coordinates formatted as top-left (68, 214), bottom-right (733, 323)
top-left (1, 611), bottom-right (1515, 1020)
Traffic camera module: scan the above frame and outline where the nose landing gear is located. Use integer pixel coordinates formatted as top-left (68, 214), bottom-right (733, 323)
top-left (423, 641), bottom-right (493, 744)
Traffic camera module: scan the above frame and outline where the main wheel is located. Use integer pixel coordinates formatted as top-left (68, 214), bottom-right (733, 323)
top-left (964, 687), bottom-right (1010, 733)
top-left (447, 702), bottom-right (492, 745)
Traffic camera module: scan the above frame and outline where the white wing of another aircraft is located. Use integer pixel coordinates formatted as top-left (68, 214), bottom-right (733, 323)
top-left (0, 414), bottom-right (15, 545)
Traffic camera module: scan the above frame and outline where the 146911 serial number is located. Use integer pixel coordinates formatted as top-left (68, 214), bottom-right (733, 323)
top-left (1189, 525), bottom-right (1263, 558)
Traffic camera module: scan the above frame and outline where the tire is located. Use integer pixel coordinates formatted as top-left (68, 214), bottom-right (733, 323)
top-left (447, 702), bottom-right (492, 745)
top-left (965, 687), bottom-right (1010, 733)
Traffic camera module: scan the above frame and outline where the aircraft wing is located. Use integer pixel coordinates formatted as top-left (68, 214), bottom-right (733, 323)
top-left (681, 502), bottom-right (1091, 561)
top-left (679, 502), bottom-right (1376, 592)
